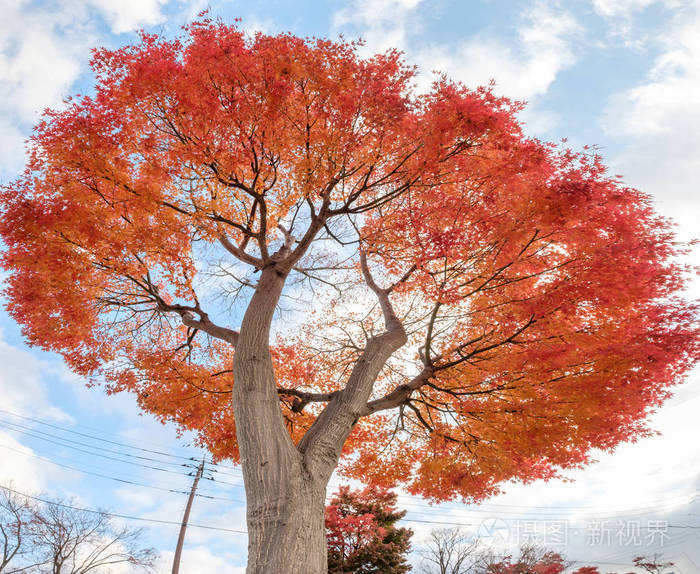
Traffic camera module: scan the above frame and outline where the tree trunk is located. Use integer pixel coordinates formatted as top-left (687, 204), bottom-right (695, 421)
top-left (245, 471), bottom-right (328, 573)
top-left (232, 267), bottom-right (332, 573)
top-left (231, 257), bottom-right (408, 572)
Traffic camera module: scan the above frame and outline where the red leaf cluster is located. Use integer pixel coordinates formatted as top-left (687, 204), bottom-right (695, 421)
top-left (1, 19), bottom-right (697, 502)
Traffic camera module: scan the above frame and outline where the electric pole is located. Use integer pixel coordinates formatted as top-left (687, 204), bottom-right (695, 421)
top-left (172, 456), bottom-right (206, 574)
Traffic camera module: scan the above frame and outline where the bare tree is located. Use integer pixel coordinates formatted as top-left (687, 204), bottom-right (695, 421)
top-left (420, 528), bottom-right (482, 574)
top-left (27, 498), bottom-right (156, 574)
top-left (0, 484), bottom-right (34, 573)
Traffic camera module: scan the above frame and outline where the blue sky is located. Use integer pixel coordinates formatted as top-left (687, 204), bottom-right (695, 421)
top-left (0, 1), bottom-right (699, 572)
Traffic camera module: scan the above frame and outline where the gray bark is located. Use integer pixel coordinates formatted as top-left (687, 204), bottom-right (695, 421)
top-left (232, 248), bottom-right (407, 573)
top-left (232, 266), bottom-right (329, 573)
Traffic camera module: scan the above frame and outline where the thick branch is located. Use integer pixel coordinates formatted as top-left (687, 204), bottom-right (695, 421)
top-left (363, 315), bottom-right (537, 416)
top-left (271, 224), bottom-right (296, 262)
top-left (283, 195), bottom-right (332, 270)
top-left (297, 251), bottom-right (408, 480)
top-left (362, 366), bottom-right (434, 415)
top-left (359, 251), bottom-right (403, 332)
top-left (141, 279), bottom-right (240, 346)
top-left (218, 234), bottom-right (264, 269)
top-left (277, 388), bottom-right (341, 413)
top-left (111, 269), bottom-right (241, 347)
top-left (176, 309), bottom-right (239, 346)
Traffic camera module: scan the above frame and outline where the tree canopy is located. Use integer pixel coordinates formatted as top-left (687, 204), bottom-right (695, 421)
top-left (1, 17), bottom-right (697, 505)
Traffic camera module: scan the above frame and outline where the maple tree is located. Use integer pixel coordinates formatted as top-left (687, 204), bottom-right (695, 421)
top-left (325, 485), bottom-right (412, 573)
top-left (481, 545), bottom-right (569, 574)
top-left (1, 16), bottom-right (698, 573)
top-left (630, 554), bottom-right (674, 574)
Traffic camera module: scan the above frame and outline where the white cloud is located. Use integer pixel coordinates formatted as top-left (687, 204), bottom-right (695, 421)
top-left (87, 0), bottom-right (167, 34)
top-left (180, 0), bottom-right (210, 22)
top-left (331, 1), bottom-right (579, 134)
top-left (608, 5), bottom-right (700, 136)
top-left (0, 0), bottom-right (171, 178)
top-left (115, 486), bottom-right (161, 510)
top-left (592, 0), bottom-right (657, 16)
top-left (240, 15), bottom-right (276, 37)
top-left (414, 3), bottom-right (579, 100)
top-left (0, 13), bottom-right (81, 121)
top-left (0, 0), bottom-right (94, 177)
top-left (591, 0), bottom-right (683, 17)
top-left (602, 2), bottom-right (700, 240)
top-left (332, 0), bottom-right (424, 55)
top-left (0, 432), bottom-right (76, 492)
top-left (0, 327), bottom-right (77, 491)
top-left (0, 118), bottom-right (27, 177)
top-left (591, 0), bottom-right (689, 48)
top-left (155, 547), bottom-right (246, 574)
top-left (0, 329), bottom-right (72, 423)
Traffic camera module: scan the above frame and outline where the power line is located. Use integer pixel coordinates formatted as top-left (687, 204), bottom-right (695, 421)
top-left (395, 495), bottom-right (700, 520)
top-left (3, 488), bottom-right (687, 571)
top-left (8, 488), bottom-right (689, 572)
top-left (0, 417), bottom-right (193, 469)
top-left (0, 443), bottom-right (244, 504)
top-left (4, 441), bottom-right (699, 567)
top-left (2, 485), bottom-right (247, 535)
top-left (9, 435), bottom-right (693, 527)
top-left (4, 430), bottom-right (697, 521)
top-left (0, 411), bottom-right (244, 484)
top-left (0, 418), bottom-right (244, 486)
top-left (0, 407), bottom-right (246, 481)
top-left (0, 407), bottom-right (246, 478)
top-left (388, 487), bottom-right (700, 515)
top-left (0, 419), bottom-right (201, 477)
top-left (2, 408), bottom-right (698, 522)
top-left (0, 407), bottom-right (199, 463)
top-left (0, 423), bottom-right (244, 491)
top-left (8, 406), bottom-right (689, 514)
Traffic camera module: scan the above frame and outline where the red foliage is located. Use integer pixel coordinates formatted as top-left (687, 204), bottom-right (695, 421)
top-left (485, 546), bottom-right (568, 574)
top-left (1, 18), bottom-right (697, 502)
top-left (632, 554), bottom-right (674, 573)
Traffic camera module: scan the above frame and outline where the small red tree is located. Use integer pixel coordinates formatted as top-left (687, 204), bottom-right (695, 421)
top-left (632, 554), bottom-right (674, 574)
top-left (1, 17), bottom-right (697, 573)
top-left (572, 567), bottom-right (601, 574)
top-left (482, 544), bottom-right (569, 574)
top-left (325, 486), bottom-right (412, 573)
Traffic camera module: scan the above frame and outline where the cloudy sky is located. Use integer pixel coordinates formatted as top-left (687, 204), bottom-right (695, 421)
top-left (0, 0), bottom-right (698, 572)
